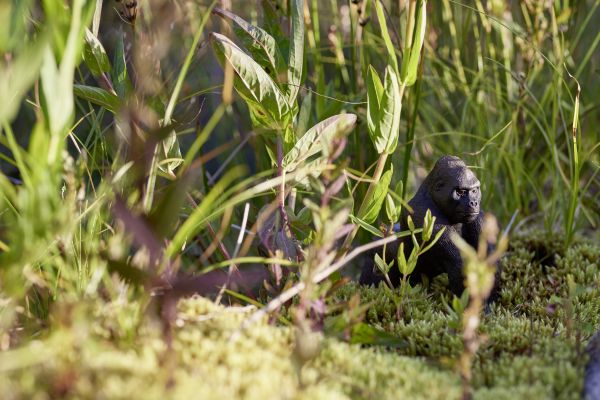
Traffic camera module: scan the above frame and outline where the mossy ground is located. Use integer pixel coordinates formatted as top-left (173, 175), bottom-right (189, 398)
top-left (1, 234), bottom-right (598, 399)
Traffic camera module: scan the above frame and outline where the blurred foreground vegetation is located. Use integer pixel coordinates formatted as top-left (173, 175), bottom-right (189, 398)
top-left (0, 0), bottom-right (599, 398)
top-left (1, 235), bottom-right (598, 399)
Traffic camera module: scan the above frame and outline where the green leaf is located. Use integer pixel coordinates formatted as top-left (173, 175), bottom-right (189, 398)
top-left (374, 253), bottom-right (392, 275)
top-left (111, 34), bottom-right (131, 98)
top-left (82, 28), bottom-right (110, 76)
top-left (400, 0), bottom-right (427, 86)
top-left (368, 67), bottom-right (401, 154)
top-left (261, 0), bottom-right (288, 55)
top-left (92, 0), bottom-right (103, 36)
top-left (397, 242), bottom-right (408, 275)
top-left (0, 35), bottom-right (48, 124)
top-left (374, 0), bottom-right (399, 74)
top-left (282, 113), bottom-right (356, 172)
top-left (286, 0), bottom-right (304, 106)
top-left (349, 215), bottom-right (384, 238)
top-left (211, 32), bottom-right (290, 129)
top-left (213, 7), bottom-right (286, 80)
top-left (164, 1), bottom-right (215, 124)
top-left (148, 173), bottom-right (196, 238)
top-left (394, 180), bottom-right (403, 197)
top-left (385, 193), bottom-right (398, 223)
top-left (406, 215), bottom-right (415, 231)
top-left (366, 65), bottom-right (384, 136)
top-left (74, 84), bottom-right (121, 113)
top-left (40, 0), bottom-right (90, 164)
top-left (422, 209), bottom-right (434, 242)
top-left (359, 165), bottom-right (393, 224)
top-left (380, 67), bottom-right (402, 154)
top-left (405, 246), bottom-right (419, 275)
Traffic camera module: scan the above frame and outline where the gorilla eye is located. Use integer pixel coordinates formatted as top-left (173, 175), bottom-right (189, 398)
top-left (455, 189), bottom-right (467, 197)
top-left (471, 188), bottom-right (479, 194)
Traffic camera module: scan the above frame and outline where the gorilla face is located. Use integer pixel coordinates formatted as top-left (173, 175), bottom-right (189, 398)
top-left (431, 165), bottom-right (481, 224)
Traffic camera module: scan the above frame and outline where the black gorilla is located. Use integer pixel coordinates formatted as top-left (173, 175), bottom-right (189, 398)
top-left (360, 155), bottom-right (499, 298)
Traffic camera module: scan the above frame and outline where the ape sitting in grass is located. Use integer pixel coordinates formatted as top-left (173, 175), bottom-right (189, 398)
top-left (360, 155), bottom-right (500, 299)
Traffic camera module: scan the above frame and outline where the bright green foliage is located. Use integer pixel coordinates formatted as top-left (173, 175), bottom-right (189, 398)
top-left (286, 0), bottom-right (305, 105)
top-left (373, 0), bottom-right (399, 75)
top-left (400, 0), bottom-right (427, 86)
top-left (82, 29), bottom-right (111, 77)
top-left (366, 66), bottom-right (401, 154)
top-left (111, 35), bottom-right (131, 98)
top-left (334, 234), bottom-right (599, 399)
top-left (214, 7), bottom-right (286, 82)
top-left (40, 0), bottom-right (91, 141)
top-left (0, 1), bottom-right (598, 399)
top-left (283, 113), bottom-right (357, 172)
top-left (211, 32), bottom-right (291, 129)
top-left (1, 238), bottom-right (597, 399)
top-left (358, 165), bottom-right (393, 223)
top-left (73, 85), bottom-right (121, 113)
top-left (0, 296), bottom-right (459, 400)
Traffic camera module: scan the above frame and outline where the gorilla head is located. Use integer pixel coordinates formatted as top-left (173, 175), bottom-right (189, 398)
top-left (426, 156), bottom-right (481, 224)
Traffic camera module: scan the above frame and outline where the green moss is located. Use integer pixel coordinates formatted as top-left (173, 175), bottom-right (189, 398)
top-left (0, 296), bottom-right (461, 399)
top-left (1, 236), bottom-right (598, 399)
top-left (331, 234), bottom-right (599, 398)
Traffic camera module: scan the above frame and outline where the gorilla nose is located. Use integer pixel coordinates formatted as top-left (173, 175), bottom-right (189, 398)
top-left (469, 200), bottom-right (479, 208)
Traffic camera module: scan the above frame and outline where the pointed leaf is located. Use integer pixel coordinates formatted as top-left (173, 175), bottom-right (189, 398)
top-left (286, 0), bottom-right (304, 105)
top-left (385, 193), bottom-right (398, 223)
top-left (374, 253), bottom-right (392, 275)
top-left (349, 214), bottom-right (384, 238)
top-left (359, 165), bottom-right (393, 224)
top-left (369, 66), bottom-right (401, 154)
top-left (397, 242), bottom-right (408, 275)
top-left (213, 8), bottom-right (286, 80)
top-left (74, 84), bottom-right (121, 113)
top-left (211, 32), bottom-right (290, 128)
top-left (282, 113), bottom-right (356, 172)
top-left (83, 28), bottom-right (110, 76)
top-left (374, 0), bottom-right (399, 74)
top-left (366, 65), bottom-right (384, 137)
top-left (40, 0), bottom-right (92, 165)
top-left (261, 0), bottom-right (289, 56)
top-left (111, 34), bottom-right (132, 98)
top-left (400, 0), bottom-right (427, 86)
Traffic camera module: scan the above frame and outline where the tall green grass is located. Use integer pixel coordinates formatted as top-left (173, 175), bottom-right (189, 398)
top-left (0, 0), bottom-right (598, 360)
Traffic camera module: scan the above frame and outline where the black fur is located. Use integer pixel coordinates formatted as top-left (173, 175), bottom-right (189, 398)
top-left (360, 155), bottom-right (500, 299)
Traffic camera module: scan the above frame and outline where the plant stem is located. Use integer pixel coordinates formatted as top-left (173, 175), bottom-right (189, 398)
top-left (357, 153), bottom-right (388, 216)
top-left (277, 133), bottom-right (287, 220)
top-left (402, 59), bottom-right (423, 196)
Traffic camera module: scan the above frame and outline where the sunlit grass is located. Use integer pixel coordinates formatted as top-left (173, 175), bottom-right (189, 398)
top-left (0, 0), bottom-right (598, 398)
